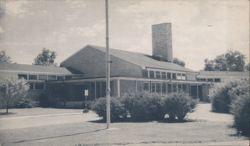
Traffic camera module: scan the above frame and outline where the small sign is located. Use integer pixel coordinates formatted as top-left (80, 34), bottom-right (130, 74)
top-left (84, 89), bottom-right (88, 96)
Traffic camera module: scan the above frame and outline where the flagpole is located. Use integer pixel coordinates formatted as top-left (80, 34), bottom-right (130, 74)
top-left (105, 0), bottom-right (111, 129)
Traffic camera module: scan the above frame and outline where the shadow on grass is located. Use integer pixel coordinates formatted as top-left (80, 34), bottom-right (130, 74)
top-left (0, 112), bottom-right (16, 116)
top-left (11, 128), bottom-right (106, 144)
top-left (88, 118), bottom-right (197, 124)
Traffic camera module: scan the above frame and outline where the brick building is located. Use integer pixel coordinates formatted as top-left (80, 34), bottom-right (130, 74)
top-left (0, 23), bottom-right (248, 104)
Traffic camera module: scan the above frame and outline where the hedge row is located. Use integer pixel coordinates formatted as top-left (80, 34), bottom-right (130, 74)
top-left (209, 79), bottom-right (250, 136)
top-left (91, 92), bottom-right (197, 122)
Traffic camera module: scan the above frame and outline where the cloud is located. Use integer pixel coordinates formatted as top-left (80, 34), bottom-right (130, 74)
top-left (5, 0), bottom-right (29, 17)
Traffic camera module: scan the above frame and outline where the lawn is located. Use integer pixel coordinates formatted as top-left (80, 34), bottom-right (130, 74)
top-left (0, 104), bottom-right (249, 146)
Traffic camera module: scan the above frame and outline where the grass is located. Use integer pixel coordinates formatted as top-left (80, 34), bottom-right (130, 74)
top-left (0, 103), bottom-right (249, 146)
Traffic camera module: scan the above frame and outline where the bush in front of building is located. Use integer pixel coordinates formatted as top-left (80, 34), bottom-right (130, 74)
top-left (121, 92), bottom-right (165, 121)
top-left (210, 80), bottom-right (248, 113)
top-left (210, 81), bottom-right (238, 113)
top-left (162, 92), bottom-right (197, 122)
top-left (16, 98), bottom-right (37, 108)
top-left (230, 93), bottom-right (250, 136)
top-left (91, 97), bottom-right (127, 122)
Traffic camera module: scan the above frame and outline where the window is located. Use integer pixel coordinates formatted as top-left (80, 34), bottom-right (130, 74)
top-left (156, 71), bottom-right (161, 79)
top-left (181, 74), bottom-right (186, 80)
top-left (183, 84), bottom-right (187, 92)
top-left (200, 78), bottom-right (206, 81)
top-left (162, 83), bottom-right (167, 94)
top-left (35, 83), bottom-right (45, 90)
top-left (156, 83), bottom-right (161, 93)
top-left (173, 84), bottom-right (177, 92)
top-left (208, 78), bottom-right (213, 82)
top-left (167, 73), bottom-right (171, 79)
top-left (65, 75), bottom-right (72, 80)
top-left (149, 71), bottom-right (155, 78)
top-left (38, 75), bottom-right (47, 80)
top-left (57, 76), bottom-right (65, 80)
top-left (48, 75), bottom-right (57, 80)
top-left (142, 70), bottom-right (148, 78)
top-left (177, 73), bottom-right (182, 80)
top-left (151, 83), bottom-right (156, 92)
top-left (29, 75), bottom-right (37, 80)
top-left (172, 73), bottom-right (177, 80)
top-left (178, 84), bottom-right (182, 92)
top-left (168, 84), bottom-right (172, 93)
top-left (214, 78), bottom-right (221, 82)
top-left (143, 83), bottom-right (149, 91)
top-left (18, 74), bottom-right (27, 80)
top-left (162, 72), bottom-right (167, 80)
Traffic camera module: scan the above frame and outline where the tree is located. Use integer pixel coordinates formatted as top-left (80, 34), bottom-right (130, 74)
top-left (0, 79), bottom-right (29, 114)
top-left (0, 50), bottom-right (12, 63)
top-left (173, 58), bottom-right (185, 67)
top-left (204, 50), bottom-right (246, 71)
top-left (33, 48), bottom-right (57, 66)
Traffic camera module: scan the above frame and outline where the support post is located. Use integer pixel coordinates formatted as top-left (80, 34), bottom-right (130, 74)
top-left (105, 0), bottom-right (111, 129)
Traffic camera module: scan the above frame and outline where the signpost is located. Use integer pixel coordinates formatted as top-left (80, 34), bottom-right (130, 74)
top-left (83, 89), bottom-right (89, 113)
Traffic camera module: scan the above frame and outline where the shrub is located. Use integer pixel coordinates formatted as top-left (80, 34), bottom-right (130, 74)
top-left (121, 92), bottom-right (164, 121)
top-left (16, 98), bottom-right (36, 108)
top-left (91, 97), bottom-right (127, 122)
top-left (210, 80), bottom-right (249, 113)
top-left (210, 81), bottom-right (239, 113)
top-left (230, 93), bottom-right (250, 136)
top-left (162, 92), bottom-right (197, 122)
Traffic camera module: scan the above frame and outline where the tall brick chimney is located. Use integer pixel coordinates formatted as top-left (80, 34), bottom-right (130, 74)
top-left (152, 23), bottom-right (173, 62)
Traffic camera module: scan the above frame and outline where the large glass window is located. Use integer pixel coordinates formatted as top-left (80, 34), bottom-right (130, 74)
top-left (208, 78), bottom-right (213, 82)
top-left (214, 78), bottom-right (221, 82)
top-left (38, 75), bottom-right (47, 80)
top-left (18, 74), bottom-right (27, 80)
top-left (142, 70), bottom-right (148, 78)
top-left (151, 83), bottom-right (156, 92)
top-left (162, 83), bottom-right (167, 94)
top-left (181, 74), bottom-right (186, 80)
top-left (156, 83), bottom-right (161, 93)
top-left (172, 73), bottom-right (177, 80)
top-left (149, 71), bottom-right (155, 78)
top-left (167, 73), bottom-right (171, 79)
top-left (156, 71), bottom-right (161, 79)
top-left (162, 72), bottom-right (167, 80)
top-left (177, 73), bottom-right (182, 80)
top-left (48, 75), bottom-right (57, 80)
top-left (57, 76), bottom-right (65, 80)
top-left (143, 83), bottom-right (149, 91)
top-left (29, 75), bottom-right (37, 80)
top-left (168, 84), bottom-right (172, 93)
top-left (65, 75), bottom-right (72, 80)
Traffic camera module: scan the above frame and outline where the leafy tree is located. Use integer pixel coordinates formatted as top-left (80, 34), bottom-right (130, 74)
top-left (0, 79), bottom-right (29, 114)
top-left (33, 48), bottom-right (57, 66)
top-left (0, 50), bottom-right (12, 63)
top-left (173, 58), bottom-right (185, 67)
top-left (204, 50), bottom-right (246, 71)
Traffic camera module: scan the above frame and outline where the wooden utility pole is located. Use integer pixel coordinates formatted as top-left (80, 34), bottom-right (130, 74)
top-left (105, 0), bottom-right (111, 129)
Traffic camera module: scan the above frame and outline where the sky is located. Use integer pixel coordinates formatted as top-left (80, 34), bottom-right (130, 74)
top-left (0, 0), bottom-right (249, 71)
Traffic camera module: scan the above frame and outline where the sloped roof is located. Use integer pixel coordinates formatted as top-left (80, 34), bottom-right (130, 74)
top-left (197, 70), bottom-right (250, 78)
top-left (0, 63), bottom-right (72, 75)
top-left (86, 45), bottom-right (193, 72)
